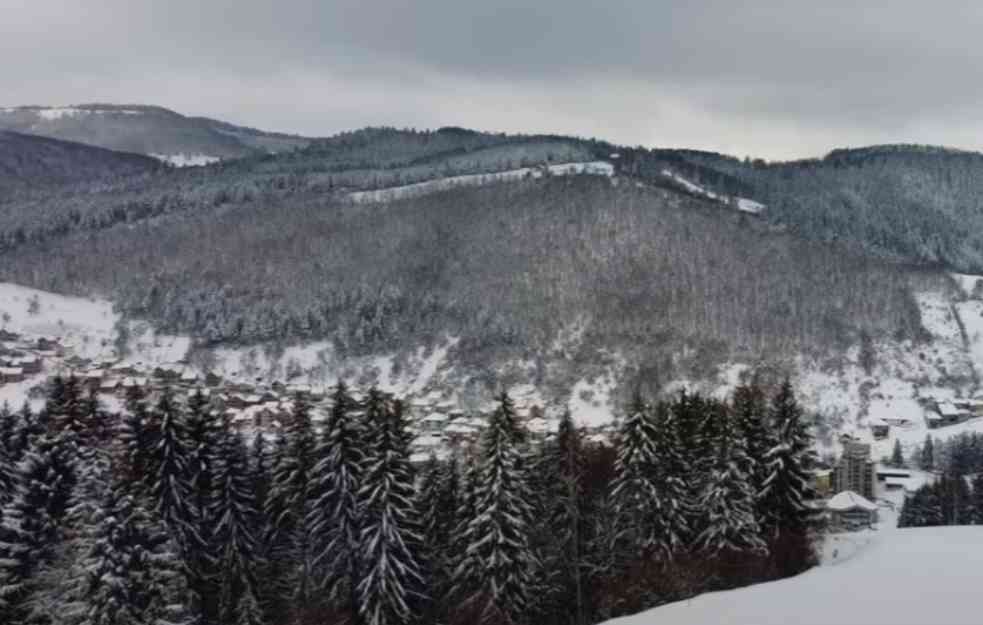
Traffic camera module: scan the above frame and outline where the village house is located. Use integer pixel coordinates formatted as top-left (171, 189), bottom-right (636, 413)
top-left (0, 367), bottom-right (25, 384)
top-left (0, 329), bottom-right (20, 342)
top-left (827, 490), bottom-right (879, 530)
top-left (869, 417), bottom-right (889, 440)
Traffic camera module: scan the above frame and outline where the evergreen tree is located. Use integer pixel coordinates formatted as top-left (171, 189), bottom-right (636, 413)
top-left (695, 410), bottom-right (767, 557)
top-left (971, 473), bottom-right (983, 524)
top-left (307, 381), bottom-right (364, 618)
top-left (77, 481), bottom-right (190, 625)
top-left (890, 439), bottom-right (905, 468)
top-left (0, 405), bottom-right (15, 507)
top-left (732, 380), bottom-right (771, 498)
top-left (145, 390), bottom-right (205, 619)
top-left (184, 389), bottom-right (222, 624)
top-left (0, 430), bottom-right (77, 623)
top-left (758, 380), bottom-right (816, 575)
top-left (920, 434), bottom-right (935, 471)
top-left (453, 394), bottom-right (537, 625)
top-left (610, 395), bottom-right (689, 562)
top-left (211, 423), bottom-right (264, 624)
top-left (357, 398), bottom-right (424, 625)
top-left (536, 411), bottom-right (591, 625)
top-left (263, 392), bottom-right (316, 616)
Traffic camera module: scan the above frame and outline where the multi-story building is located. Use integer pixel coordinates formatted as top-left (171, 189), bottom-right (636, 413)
top-left (832, 436), bottom-right (876, 501)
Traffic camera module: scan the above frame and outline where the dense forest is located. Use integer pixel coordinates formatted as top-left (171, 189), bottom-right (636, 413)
top-left (3, 125), bottom-right (981, 395)
top-left (0, 375), bottom-right (818, 625)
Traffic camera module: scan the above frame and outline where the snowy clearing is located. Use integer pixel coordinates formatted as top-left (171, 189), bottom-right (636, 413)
top-left (150, 153), bottom-right (222, 167)
top-left (348, 161), bottom-right (614, 204)
top-left (660, 169), bottom-right (765, 214)
top-left (604, 526), bottom-right (983, 625)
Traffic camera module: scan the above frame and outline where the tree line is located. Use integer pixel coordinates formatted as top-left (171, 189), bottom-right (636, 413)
top-left (897, 432), bottom-right (983, 528)
top-left (0, 375), bottom-right (817, 625)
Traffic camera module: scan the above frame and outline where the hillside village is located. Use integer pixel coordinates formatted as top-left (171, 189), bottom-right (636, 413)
top-left (0, 325), bottom-right (580, 464)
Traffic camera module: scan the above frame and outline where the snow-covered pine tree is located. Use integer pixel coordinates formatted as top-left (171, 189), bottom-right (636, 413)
top-left (184, 388), bottom-right (223, 623)
top-left (306, 381), bottom-right (364, 618)
top-left (535, 410), bottom-right (591, 625)
top-left (0, 430), bottom-right (77, 624)
top-left (417, 451), bottom-right (459, 623)
top-left (211, 421), bottom-right (264, 624)
top-left (758, 379), bottom-right (817, 575)
top-left (890, 439), bottom-right (905, 468)
top-left (732, 380), bottom-right (771, 495)
top-left (0, 405), bottom-right (15, 507)
top-left (77, 479), bottom-right (191, 625)
top-left (694, 408), bottom-right (767, 557)
top-left (263, 391), bottom-right (316, 615)
top-left (145, 389), bottom-right (207, 620)
top-left (971, 473), bottom-right (983, 524)
top-left (920, 434), bottom-right (935, 471)
top-left (453, 393), bottom-right (537, 625)
top-left (116, 396), bottom-right (152, 502)
top-left (24, 437), bottom-right (113, 625)
top-left (356, 398), bottom-right (424, 625)
top-left (250, 431), bottom-right (270, 514)
top-left (610, 395), bottom-right (689, 563)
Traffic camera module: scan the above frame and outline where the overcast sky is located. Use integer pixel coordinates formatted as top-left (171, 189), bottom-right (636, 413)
top-left (4, 0), bottom-right (983, 160)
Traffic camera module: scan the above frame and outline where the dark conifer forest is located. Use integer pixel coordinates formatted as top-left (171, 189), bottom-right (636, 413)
top-left (0, 376), bottom-right (818, 625)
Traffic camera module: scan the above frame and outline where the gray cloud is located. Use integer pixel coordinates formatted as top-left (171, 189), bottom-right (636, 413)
top-left (4, 0), bottom-right (983, 159)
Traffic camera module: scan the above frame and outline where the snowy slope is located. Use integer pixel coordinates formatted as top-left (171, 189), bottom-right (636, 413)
top-left (150, 153), bottom-right (221, 167)
top-left (349, 161), bottom-right (614, 204)
top-left (661, 169), bottom-right (765, 214)
top-left (604, 526), bottom-right (983, 625)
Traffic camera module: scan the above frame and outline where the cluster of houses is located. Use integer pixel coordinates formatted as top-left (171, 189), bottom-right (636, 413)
top-left (869, 395), bottom-right (983, 441)
top-left (1, 328), bottom-right (576, 465)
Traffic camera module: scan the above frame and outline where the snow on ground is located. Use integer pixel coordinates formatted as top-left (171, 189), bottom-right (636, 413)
top-left (349, 161), bottom-right (614, 204)
top-left (604, 526), bottom-right (983, 625)
top-left (0, 282), bottom-right (116, 359)
top-left (27, 107), bottom-right (143, 120)
top-left (955, 299), bottom-right (983, 371)
top-left (568, 375), bottom-right (617, 427)
top-left (150, 153), bottom-right (222, 167)
top-left (660, 169), bottom-right (765, 214)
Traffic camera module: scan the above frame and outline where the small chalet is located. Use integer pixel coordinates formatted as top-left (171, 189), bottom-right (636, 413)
top-left (0, 367), bottom-right (26, 384)
top-left (869, 417), bottom-right (889, 440)
top-left (827, 490), bottom-right (879, 530)
top-left (0, 329), bottom-right (20, 341)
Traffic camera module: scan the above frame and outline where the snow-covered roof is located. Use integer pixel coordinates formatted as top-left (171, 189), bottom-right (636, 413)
top-left (422, 412), bottom-right (449, 422)
top-left (938, 401), bottom-right (961, 417)
top-left (827, 490), bottom-right (878, 512)
top-left (868, 417), bottom-right (888, 427)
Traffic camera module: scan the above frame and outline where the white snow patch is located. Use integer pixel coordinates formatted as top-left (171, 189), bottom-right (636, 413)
top-left (151, 153), bottom-right (222, 167)
top-left (349, 161), bottom-right (614, 204)
top-left (604, 527), bottom-right (983, 625)
top-left (661, 169), bottom-right (765, 214)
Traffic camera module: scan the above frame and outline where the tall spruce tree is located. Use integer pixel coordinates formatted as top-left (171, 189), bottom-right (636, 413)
top-left (920, 434), bottom-right (935, 471)
top-left (211, 422), bottom-right (264, 624)
top-left (890, 439), bottom-right (905, 468)
top-left (77, 481), bottom-right (190, 625)
top-left (610, 395), bottom-right (689, 563)
top-left (306, 381), bottom-right (364, 618)
top-left (758, 380), bottom-right (816, 575)
top-left (263, 392), bottom-right (316, 617)
top-left (453, 393), bottom-right (537, 625)
top-left (145, 390), bottom-right (206, 620)
top-left (0, 430), bottom-right (77, 624)
top-left (695, 409), bottom-right (767, 557)
top-left (356, 398), bottom-right (424, 625)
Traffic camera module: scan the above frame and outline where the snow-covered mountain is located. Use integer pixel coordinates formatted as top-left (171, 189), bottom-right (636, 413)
top-left (0, 104), bottom-right (311, 165)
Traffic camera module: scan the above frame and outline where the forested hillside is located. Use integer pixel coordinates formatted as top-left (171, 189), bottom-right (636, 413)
top-left (0, 131), bottom-right (161, 196)
top-left (0, 104), bottom-right (310, 163)
top-left (629, 145), bottom-right (983, 273)
top-left (0, 123), bottom-right (970, 400)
